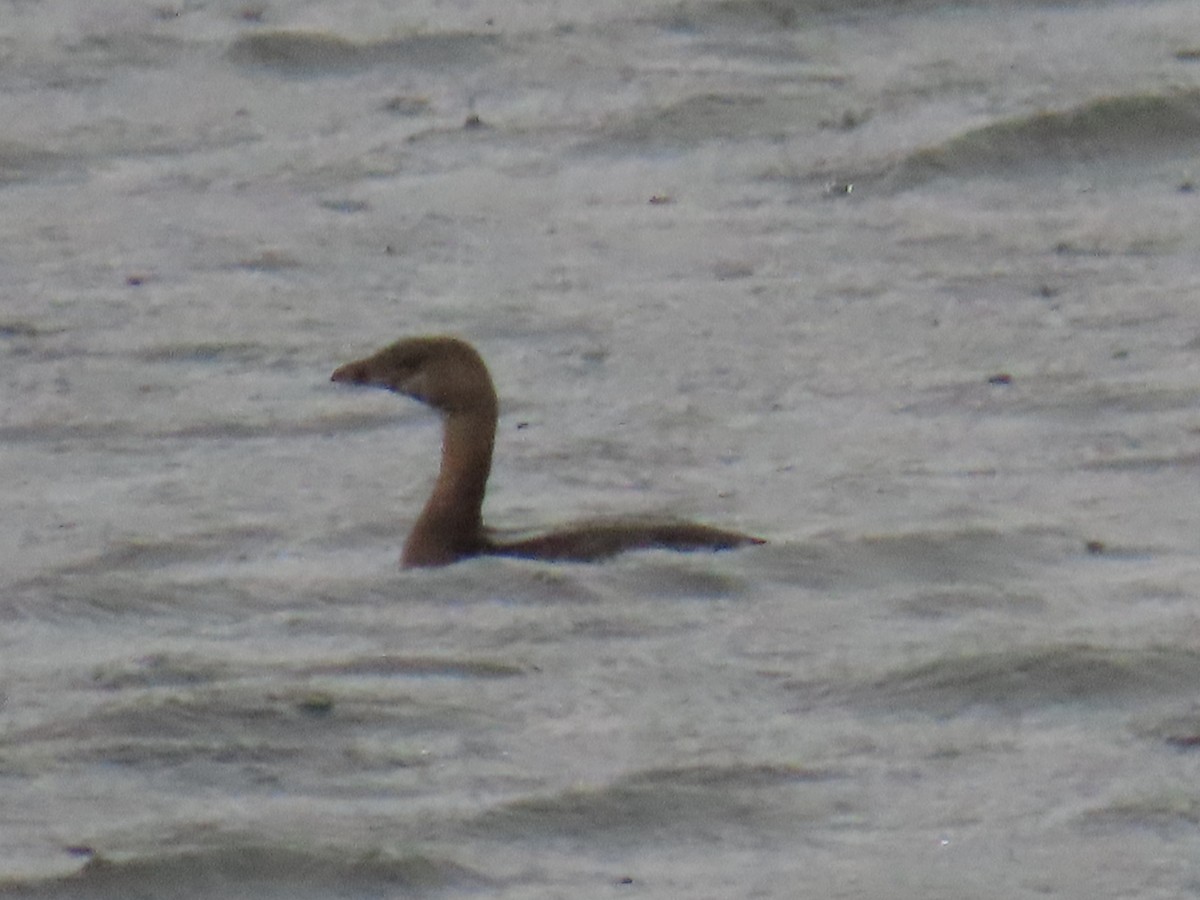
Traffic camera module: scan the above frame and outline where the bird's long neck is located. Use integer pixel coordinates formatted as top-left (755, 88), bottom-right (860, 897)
top-left (402, 408), bottom-right (496, 567)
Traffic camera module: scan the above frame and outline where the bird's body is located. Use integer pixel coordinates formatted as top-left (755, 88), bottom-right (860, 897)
top-left (331, 336), bottom-right (763, 568)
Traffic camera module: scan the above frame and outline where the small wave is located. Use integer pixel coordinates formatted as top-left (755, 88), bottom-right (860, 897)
top-left (65, 32), bottom-right (187, 70)
top-left (1082, 451), bottom-right (1200, 473)
top-left (2, 681), bottom-right (470, 771)
top-left (756, 527), bottom-right (1060, 593)
top-left (299, 655), bottom-right (525, 679)
top-left (1077, 794), bottom-right (1200, 836)
top-left (394, 560), bottom-right (608, 605)
top-left (894, 587), bottom-right (1047, 619)
top-left (227, 31), bottom-right (366, 72)
top-left (585, 92), bottom-right (823, 154)
top-left (0, 141), bottom-right (70, 185)
top-left (657, 0), bottom-right (974, 32)
top-left (657, 0), bottom-right (805, 31)
top-left (466, 761), bottom-right (844, 842)
top-left (888, 91), bottom-right (1200, 188)
top-left (0, 320), bottom-right (43, 338)
top-left (135, 342), bottom-right (272, 365)
top-left (603, 553), bottom-right (751, 600)
top-left (841, 644), bottom-right (1200, 717)
top-left (0, 846), bottom-right (488, 899)
top-left (89, 653), bottom-right (227, 690)
top-left (624, 761), bottom-right (841, 788)
top-left (0, 411), bottom-right (397, 448)
top-left (227, 30), bottom-right (499, 76)
top-left (56, 526), bottom-right (285, 576)
top-left (899, 377), bottom-right (1200, 421)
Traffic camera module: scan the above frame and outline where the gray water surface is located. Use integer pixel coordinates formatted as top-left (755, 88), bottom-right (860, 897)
top-left (3, 1), bottom-right (1200, 896)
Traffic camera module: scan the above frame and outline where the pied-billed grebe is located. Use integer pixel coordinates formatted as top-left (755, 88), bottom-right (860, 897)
top-left (332, 336), bottom-right (763, 568)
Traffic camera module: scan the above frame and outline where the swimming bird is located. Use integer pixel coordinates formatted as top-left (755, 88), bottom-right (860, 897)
top-left (331, 335), bottom-right (763, 567)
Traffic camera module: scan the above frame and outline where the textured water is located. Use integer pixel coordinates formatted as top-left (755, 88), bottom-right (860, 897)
top-left (3, 0), bottom-right (1200, 897)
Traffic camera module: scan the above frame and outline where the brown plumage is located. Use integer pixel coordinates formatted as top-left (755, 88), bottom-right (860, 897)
top-left (332, 336), bottom-right (763, 568)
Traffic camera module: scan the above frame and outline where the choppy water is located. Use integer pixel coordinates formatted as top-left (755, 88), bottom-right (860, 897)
top-left (4, 1), bottom-right (1200, 897)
